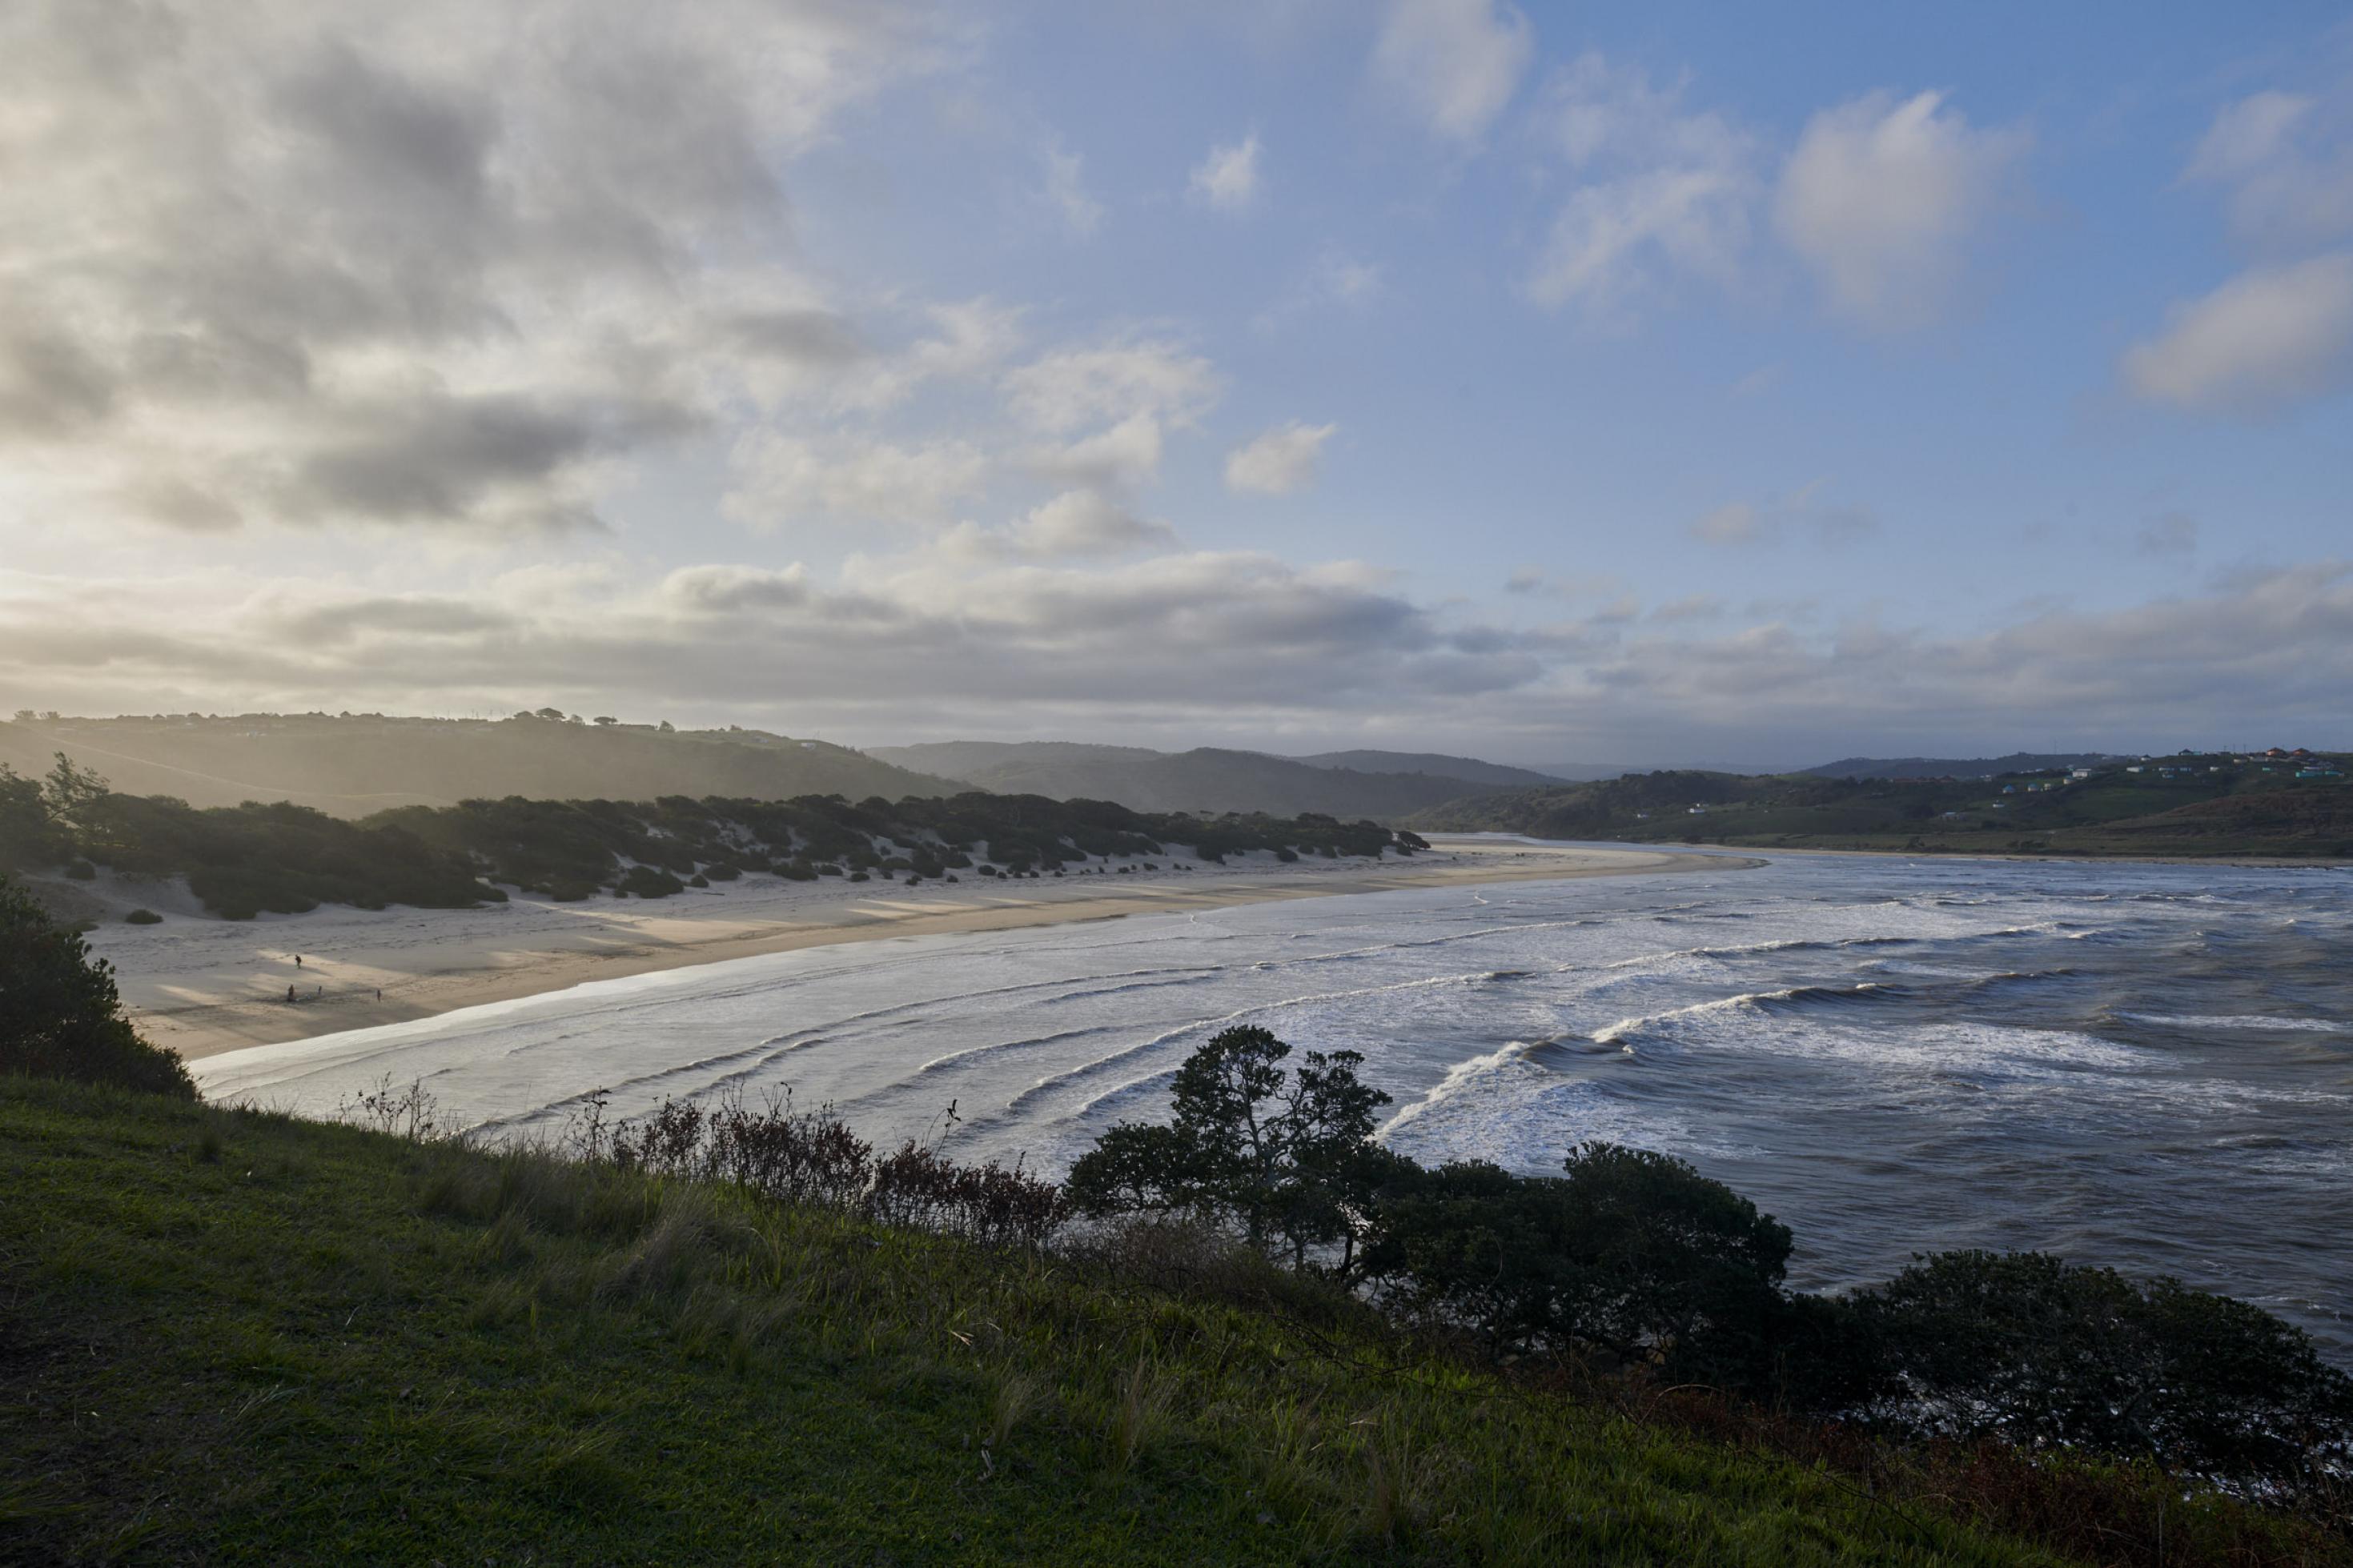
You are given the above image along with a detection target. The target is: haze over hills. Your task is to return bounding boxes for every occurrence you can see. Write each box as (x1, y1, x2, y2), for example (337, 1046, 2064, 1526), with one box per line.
(1287, 750, 1569, 788)
(867, 741, 1560, 819)
(1805, 752, 2124, 780)
(0, 714, 962, 816)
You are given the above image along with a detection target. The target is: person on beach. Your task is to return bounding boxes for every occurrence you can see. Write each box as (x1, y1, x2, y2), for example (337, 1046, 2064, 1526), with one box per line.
(295, 954, 302, 967)
(286, 984, 296, 1003)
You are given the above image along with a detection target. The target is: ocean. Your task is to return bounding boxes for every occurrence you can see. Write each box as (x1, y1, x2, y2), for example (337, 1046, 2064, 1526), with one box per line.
(193, 848, 2352, 1357)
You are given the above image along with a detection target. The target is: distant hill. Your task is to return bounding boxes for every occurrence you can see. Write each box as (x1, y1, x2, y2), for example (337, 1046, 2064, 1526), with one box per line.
(1406, 753, 2352, 859)
(0, 715, 962, 816)
(1805, 752, 2121, 780)
(1288, 750, 1567, 788)
(868, 741, 1520, 820)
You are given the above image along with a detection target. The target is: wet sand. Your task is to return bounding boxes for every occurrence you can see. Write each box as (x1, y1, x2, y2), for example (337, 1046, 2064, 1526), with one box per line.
(82, 840, 1747, 1061)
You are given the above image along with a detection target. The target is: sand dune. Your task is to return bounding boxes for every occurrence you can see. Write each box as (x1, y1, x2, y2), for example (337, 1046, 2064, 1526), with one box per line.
(86, 840, 1745, 1061)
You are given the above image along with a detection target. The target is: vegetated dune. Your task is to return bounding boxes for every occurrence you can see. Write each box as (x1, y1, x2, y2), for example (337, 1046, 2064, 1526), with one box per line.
(869, 742, 1534, 820)
(1406, 759, 2353, 858)
(0, 715, 962, 817)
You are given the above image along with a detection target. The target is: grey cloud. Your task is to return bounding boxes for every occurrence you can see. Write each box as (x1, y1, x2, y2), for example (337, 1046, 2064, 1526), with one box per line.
(0, 0, 942, 534)
(282, 391, 701, 528)
(2137, 513, 2198, 557)
(9, 559, 2353, 759)
(725, 310, 871, 366)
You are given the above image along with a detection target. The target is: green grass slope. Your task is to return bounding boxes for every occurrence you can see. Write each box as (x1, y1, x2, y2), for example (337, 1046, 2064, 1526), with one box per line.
(0, 1077, 2082, 1567)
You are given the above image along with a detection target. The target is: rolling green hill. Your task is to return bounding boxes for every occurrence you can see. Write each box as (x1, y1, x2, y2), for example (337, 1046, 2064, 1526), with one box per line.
(0, 714, 962, 817)
(1407, 752, 2353, 859)
(0, 1077, 2155, 1566)
(869, 742, 1528, 820)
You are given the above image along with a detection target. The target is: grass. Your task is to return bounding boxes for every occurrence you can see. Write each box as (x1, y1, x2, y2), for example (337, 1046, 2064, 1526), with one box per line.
(0, 1076, 2311, 1566)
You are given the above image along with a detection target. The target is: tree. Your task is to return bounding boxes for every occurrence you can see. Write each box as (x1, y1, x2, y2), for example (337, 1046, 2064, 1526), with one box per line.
(1856, 1251, 2353, 1488)
(1359, 1144, 1795, 1386)
(0, 877, 196, 1098)
(1064, 1025, 1393, 1269)
(592, 716, 618, 727)
(0, 766, 65, 871)
(40, 752, 109, 831)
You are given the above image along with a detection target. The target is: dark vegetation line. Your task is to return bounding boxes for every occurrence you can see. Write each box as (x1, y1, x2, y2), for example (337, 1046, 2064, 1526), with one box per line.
(3, 878, 2348, 1564)
(1408, 752, 2353, 858)
(1, 754, 1427, 920)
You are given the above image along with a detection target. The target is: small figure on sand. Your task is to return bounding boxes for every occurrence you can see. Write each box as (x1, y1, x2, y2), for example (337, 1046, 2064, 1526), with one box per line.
(294, 954, 302, 968)
(286, 984, 296, 1003)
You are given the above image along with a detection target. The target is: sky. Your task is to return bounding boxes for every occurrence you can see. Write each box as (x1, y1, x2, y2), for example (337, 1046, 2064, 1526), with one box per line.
(1, 0, 2349, 769)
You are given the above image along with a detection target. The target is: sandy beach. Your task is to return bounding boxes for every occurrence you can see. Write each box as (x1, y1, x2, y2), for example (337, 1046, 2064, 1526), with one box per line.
(77, 840, 1746, 1061)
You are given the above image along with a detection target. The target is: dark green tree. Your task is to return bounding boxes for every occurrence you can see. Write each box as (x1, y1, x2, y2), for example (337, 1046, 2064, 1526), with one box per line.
(0, 876, 195, 1098)
(1063, 1025, 1393, 1269)
(0, 765, 66, 871)
(1359, 1143, 1795, 1386)
(1856, 1250, 2353, 1488)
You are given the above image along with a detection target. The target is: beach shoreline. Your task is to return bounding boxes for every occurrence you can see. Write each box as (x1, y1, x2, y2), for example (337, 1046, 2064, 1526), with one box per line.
(87, 840, 1749, 1062)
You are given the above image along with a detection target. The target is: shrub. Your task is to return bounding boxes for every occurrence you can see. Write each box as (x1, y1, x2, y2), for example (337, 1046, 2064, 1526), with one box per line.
(1854, 1250, 2353, 1489)
(0, 877, 195, 1099)
(123, 908, 163, 924)
(1360, 1145, 1795, 1389)
(1065, 1025, 1393, 1272)
(615, 865, 685, 899)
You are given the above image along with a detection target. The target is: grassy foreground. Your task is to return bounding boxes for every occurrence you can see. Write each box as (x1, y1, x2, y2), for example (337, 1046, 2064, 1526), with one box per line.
(0, 1078, 2095, 1566)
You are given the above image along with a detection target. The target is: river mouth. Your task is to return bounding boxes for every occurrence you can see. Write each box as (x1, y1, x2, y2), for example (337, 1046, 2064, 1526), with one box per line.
(195, 852, 2353, 1361)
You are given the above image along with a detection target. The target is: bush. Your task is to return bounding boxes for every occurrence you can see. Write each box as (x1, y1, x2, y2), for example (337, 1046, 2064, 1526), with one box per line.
(1065, 1025, 1394, 1272)
(0, 877, 195, 1099)
(1855, 1250, 2353, 1488)
(123, 908, 163, 924)
(615, 865, 685, 899)
(1360, 1145, 1795, 1390)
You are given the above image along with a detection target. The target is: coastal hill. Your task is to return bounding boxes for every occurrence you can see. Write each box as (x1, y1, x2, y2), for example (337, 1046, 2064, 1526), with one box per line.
(1805, 752, 2122, 780)
(0, 713, 962, 816)
(1407, 749, 2353, 857)
(868, 741, 1561, 818)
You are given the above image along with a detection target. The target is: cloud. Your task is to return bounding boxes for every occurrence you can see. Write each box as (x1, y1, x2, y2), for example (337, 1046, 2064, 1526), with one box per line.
(1371, 0, 1532, 144)
(1524, 55, 1757, 320)
(941, 491, 1177, 561)
(1189, 135, 1263, 211)
(1044, 146, 1106, 236)
(15, 557, 2353, 762)
(1689, 502, 1761, 545)
(1002, 338, 1222, 433)
(2185, 88, 2353, 252)
(0, 0, 950, 535)
(1254, 251, 1387, 331)
(1025, 412, 1166, 490)
(722, 431, 991, 529)
(1224, 421, 1338, 495)
(2137, 513, 2199, 557)
(1688, 484, 1877, 547)
(1775, 90, 2029, 329)
(2122, 254, 2353, 415)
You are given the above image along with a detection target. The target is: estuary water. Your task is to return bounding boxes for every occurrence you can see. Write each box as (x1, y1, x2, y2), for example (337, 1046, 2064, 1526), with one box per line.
(194, 848, 2353, 1356)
